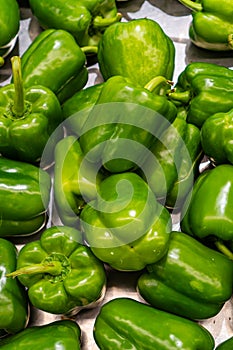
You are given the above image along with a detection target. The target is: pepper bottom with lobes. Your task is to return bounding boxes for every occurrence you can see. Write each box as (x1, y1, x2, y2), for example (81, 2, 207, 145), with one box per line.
(93, 297, 215, 349)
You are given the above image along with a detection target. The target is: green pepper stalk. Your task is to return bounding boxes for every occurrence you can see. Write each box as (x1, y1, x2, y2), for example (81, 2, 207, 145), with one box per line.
(6, 260, 64, 278)
(11, 56, 26, 118)
(0, 57, 4, 67)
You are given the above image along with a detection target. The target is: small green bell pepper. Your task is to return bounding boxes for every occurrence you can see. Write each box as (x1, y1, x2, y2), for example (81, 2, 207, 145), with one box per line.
(20, 29, 88, 103)
(76, 75, 177, 173)
(7, 226, 106, 315)
(181, 164, 233, 259)
(141, 107, 203, 210)
(28, 0, 121, 47)
(178, 0, 233, 51)
(0, 320, 81, 349)
(0, 56, 63, 164)
(0, 157, 51, 237)
(93, 297, 215, 349)
(201, 108, 233, 165)
(215, 337, 233, 350)
(137, 231, 233, 320)
(169, 62, 233, 128)
(0, 0, 20, 59)
(0, 238, 29, 335)
(81, 172, 172, 271)
(54, 135, 104, 228)
(97, 18, 175, 87)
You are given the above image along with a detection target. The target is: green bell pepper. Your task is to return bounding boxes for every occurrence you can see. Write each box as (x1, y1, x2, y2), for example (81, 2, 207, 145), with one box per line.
(0, 56, 63, 164)
(169, 62, 233, 128)
(93, 297, 215, 349)
(201, 108, 233, 165)
(0, 157, 51, 237)
(20, 29, 88, 103)
(76, 75, 177, 173)
(81, 172, 172, 271)
(0, 0, 20, 59)
(54, 135, 104, 228)
(181, 164, 233, 259)
(7, 226, 106, 315)
(97, 18, 175, 87)
(0, 238, 29, 335)
(0, 320, 81, 349)
(141, 107, 203, 210)
(215, 337, 233, 350)
(137, 231, 233, 320)
(178, 0, 233, 51)
(28, 0, 121, 47)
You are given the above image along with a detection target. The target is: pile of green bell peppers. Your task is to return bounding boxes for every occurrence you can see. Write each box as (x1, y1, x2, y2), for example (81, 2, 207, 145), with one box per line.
(1, 2, 233, 348)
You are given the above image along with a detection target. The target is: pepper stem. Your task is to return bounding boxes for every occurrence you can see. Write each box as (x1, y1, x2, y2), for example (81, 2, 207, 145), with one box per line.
(81, 46, 98, 55)
(93, 13, 122, 28)
(228, 34, 233, 49)
(11, 56, 25, 117)
(215, 240, 233, 261)
(0, 57, 4, 67)
(168, 89, 191, 104)
(6, 261, 63, 278)
(178, 0, 202, 11)
(144, 76, 173, 95)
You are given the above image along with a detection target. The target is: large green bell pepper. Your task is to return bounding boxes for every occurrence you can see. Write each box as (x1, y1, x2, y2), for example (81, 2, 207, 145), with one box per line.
(137, 231, 233, 320)
(28, 0, 121, 47)
(0, 56, 63, 164)
(141, 107, 203, 210)
(0, 0, 20, 59)
(93, 297, 215, 349)
(7, 226, 106, 315)
(0, 238, 29, 335)
(76, 75, 177, 173)
(215, 337, 233, 350)
(201, 108, 233, 165)
(169, 62, 233, 128)
(181, 164, 233, 259)
(81, 172, 172, 271)
(20, 29, 88, 103)
(54, 135, 104, 228)
(0, 157, 51, 237)
(178, 0, 233, 51)
(97, 18, 175, 87)
(0, 320, 81, 349)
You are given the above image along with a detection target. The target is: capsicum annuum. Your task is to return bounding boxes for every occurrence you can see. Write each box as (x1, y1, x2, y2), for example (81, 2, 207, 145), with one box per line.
(81, 172, 172, 271)
(0, 157, 51, 237)
(178, 0, 233, 51)
(93, 298, 215, 349)
(7, 226, 107, 315)
(0, 56, 63, 164)
(28, 0, 122, 47)
(137, 231, 233, 320)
